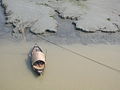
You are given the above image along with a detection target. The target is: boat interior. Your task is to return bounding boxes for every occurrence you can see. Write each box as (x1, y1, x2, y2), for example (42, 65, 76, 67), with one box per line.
(33, 60, 45, 70)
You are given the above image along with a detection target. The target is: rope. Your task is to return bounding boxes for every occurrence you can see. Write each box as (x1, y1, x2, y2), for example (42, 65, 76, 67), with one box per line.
(37, 35, 120, 73)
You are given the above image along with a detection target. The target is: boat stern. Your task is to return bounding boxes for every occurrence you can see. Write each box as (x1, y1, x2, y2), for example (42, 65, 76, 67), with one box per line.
(37, 70, 43, 75)
(33, 67, 44, 75)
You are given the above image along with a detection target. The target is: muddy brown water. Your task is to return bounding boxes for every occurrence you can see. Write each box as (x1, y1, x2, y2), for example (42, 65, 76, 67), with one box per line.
(0, 2, 120, 89)
(0, 39, 120, 90)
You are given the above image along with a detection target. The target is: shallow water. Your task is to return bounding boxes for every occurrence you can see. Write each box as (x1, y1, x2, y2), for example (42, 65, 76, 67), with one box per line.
(0, 39, 120, 90)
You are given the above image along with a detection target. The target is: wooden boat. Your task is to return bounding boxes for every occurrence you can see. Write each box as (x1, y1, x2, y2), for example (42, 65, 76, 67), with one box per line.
(31, 44, 46, 75)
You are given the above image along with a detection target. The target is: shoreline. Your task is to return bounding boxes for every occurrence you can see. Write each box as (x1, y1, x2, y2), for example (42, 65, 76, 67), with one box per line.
(0, 0, 120, 45)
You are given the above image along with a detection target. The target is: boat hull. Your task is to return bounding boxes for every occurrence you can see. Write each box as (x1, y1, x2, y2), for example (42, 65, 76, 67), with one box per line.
(31, 44, 46, 75)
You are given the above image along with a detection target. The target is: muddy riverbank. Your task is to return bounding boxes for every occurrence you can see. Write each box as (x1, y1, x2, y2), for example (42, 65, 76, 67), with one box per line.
(0, 0, 120, 44)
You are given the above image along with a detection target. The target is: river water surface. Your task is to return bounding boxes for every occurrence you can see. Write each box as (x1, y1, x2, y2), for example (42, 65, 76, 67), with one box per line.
(0, 2, 120, 90)
(0, 40, 120, 90)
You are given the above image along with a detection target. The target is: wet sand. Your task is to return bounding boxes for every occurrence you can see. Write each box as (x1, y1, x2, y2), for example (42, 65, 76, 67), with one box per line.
(0, 39, 120, 90)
